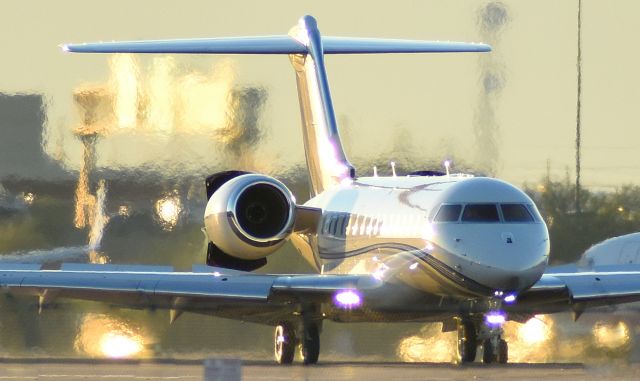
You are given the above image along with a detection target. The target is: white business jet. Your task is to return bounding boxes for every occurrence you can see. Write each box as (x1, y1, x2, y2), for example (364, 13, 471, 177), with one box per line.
(1, 15, 639, 365)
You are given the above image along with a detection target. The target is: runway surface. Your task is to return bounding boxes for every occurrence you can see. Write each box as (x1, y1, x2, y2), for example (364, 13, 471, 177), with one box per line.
(0, 359, 639, 381)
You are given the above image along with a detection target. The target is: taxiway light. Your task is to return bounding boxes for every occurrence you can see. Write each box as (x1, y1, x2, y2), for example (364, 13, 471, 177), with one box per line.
(334, 290, 362, 308)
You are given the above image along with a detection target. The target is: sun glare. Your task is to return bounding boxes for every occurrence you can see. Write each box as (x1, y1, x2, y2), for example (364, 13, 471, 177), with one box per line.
(74, 313, 149, 359)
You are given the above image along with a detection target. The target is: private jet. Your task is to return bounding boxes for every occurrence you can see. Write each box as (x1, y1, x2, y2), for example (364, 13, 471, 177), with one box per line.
(2, 15, 640, 365)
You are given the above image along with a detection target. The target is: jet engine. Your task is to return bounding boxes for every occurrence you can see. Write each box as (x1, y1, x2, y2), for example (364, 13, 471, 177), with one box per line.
(204, 173, 296, 265)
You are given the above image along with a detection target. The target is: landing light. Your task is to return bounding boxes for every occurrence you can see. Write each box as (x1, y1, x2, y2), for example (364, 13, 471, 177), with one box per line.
(334, 289, 362, 309)
(485, 311, 506, 327)
(504, 294, 517, 304)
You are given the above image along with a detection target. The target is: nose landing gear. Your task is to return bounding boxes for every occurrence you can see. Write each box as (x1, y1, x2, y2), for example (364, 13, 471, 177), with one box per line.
(479, 313, 508, 364)
(482, 336, 508, 364)
(455, 314, 509, 364)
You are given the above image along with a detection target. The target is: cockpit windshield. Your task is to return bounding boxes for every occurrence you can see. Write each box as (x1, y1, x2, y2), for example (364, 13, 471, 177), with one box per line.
(434, 204, 462, 222)
(500, 204, 534, 222)
(432, 203, 537, 223)
(461, 204, 499, 222)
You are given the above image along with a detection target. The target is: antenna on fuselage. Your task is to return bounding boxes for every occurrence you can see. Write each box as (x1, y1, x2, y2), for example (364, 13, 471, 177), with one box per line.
(373, 166, 378, 177)
(444, 160, 451, 179)
(390, 162, 396, 177)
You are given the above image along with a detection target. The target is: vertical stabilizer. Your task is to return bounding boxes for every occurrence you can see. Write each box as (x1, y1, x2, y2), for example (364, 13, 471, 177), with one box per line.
(288, 16, 355, 196)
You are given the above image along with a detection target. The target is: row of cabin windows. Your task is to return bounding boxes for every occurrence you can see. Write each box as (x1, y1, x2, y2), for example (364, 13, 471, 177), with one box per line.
(434, 203, 535, 223)
(321, 213, 423, 237)
(323, 212, 351, 236)
(320, 203, 535, 237)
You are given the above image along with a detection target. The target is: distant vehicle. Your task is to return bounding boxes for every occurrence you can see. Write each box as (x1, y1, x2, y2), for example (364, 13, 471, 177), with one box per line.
(2, 15, 640, 365)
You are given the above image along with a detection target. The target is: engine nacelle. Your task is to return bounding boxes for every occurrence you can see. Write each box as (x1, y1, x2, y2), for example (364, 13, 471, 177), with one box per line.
(204, 173, 296, 260)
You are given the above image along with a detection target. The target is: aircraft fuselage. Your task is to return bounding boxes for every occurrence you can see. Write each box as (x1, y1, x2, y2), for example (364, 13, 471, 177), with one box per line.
(295, 175, 550, 299)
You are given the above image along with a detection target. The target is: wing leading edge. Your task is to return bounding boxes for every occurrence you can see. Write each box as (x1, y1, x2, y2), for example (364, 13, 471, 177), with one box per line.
(0, 263, 381, 324)
(512, 264, 640, 316)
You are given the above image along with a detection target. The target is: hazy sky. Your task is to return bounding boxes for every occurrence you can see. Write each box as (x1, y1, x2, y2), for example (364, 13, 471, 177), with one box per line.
(1, 0, 640, 189)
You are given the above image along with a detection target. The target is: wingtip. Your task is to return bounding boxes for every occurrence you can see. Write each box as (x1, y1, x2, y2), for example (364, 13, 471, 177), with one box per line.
(60, 44, 71, 53)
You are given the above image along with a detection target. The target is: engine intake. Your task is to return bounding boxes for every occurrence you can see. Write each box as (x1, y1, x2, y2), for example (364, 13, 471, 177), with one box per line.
(235, 183, 291, 239)
(204, 174, 296, 261)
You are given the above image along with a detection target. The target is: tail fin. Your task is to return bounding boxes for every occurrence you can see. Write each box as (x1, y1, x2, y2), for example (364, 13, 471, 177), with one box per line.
(63, 15, 490, 196)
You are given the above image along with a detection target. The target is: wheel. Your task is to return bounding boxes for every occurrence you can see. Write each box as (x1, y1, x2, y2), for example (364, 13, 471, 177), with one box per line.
(274, 322, 296, 365)
(497, 339, 508, 364)
(456, 320, 477, 363)
(299, 323, 320, 365)
(482, 338, 497, 364)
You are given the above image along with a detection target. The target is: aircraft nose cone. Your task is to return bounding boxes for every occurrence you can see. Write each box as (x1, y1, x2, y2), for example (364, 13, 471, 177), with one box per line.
(468, 231, 549, 291)
(434, 223, 549, 293)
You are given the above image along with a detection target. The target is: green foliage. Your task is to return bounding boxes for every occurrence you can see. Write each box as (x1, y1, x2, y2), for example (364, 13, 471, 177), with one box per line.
(525, 177, 640, 264)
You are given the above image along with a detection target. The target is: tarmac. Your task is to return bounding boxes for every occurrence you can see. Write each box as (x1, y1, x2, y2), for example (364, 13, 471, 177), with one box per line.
(0, 359, 638, 381)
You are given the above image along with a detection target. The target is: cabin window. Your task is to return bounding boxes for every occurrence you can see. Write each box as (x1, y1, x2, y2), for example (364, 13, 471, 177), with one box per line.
(501, 204, 534, 222)
(338, 214, 348, 236)
(434, 204, 462, 222)
(461, 204, 500, 222)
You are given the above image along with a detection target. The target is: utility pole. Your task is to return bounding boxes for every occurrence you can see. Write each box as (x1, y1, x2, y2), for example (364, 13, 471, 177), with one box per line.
(575, 0, 583, 214)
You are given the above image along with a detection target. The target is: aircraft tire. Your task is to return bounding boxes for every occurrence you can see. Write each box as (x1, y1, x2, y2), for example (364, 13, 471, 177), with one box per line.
(274, 322, 296, 365)
(497, 338, 508, 364)
(300, 323, 320, 365)
(456, 320, 477, 363)
(482, 338, 497, 364)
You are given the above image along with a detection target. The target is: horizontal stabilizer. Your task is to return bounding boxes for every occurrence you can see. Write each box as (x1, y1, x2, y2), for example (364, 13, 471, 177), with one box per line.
(62, 36, 490, 55)
(323, 37, 491, 54)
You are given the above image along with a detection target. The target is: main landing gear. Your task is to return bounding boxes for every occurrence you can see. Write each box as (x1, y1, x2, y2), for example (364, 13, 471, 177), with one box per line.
(456, 317, 508, 364)
(274, 322, 296, 364)
(274, 321, 321, 365)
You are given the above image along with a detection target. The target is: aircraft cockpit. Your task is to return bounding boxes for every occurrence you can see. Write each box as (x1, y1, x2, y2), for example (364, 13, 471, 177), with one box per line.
(432, 203, 538, 223)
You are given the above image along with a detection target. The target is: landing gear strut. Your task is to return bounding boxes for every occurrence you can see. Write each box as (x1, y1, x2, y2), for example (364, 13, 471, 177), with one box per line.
(456, 319, 477, 363)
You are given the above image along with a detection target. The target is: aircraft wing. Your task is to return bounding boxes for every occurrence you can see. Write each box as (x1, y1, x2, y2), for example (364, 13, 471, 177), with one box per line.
(510, 264, 640, 317)
(0, 263, 381, 325)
